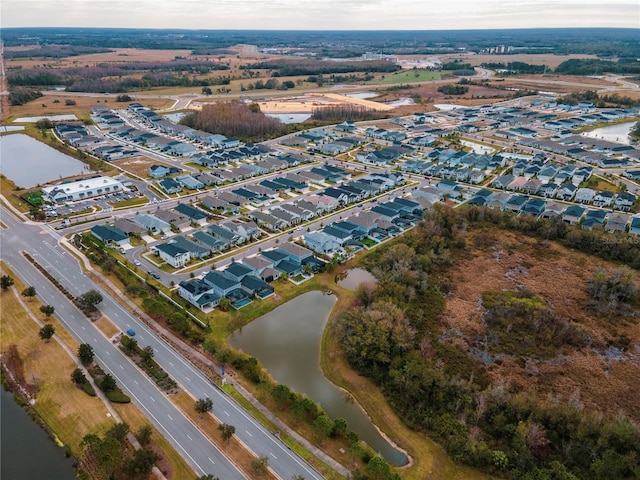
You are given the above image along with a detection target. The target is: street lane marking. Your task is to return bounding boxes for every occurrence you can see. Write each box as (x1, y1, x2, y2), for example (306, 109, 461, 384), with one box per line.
(208, 458, 215, 465)
(245, 430, 253, 437)
(149, 396, 155, 402)
(167, 414, 173, 420)
(270, 452, 277, 459)
(119, 365, 124, 370)
(187, 434, 192, 441)
(223, 410, 230, 416)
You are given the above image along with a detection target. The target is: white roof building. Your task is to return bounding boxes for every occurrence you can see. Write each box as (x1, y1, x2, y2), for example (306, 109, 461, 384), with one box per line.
(42, 176, 124, 203)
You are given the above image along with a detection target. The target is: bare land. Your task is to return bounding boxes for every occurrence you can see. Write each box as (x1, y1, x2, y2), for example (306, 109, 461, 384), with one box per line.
(443, 228, 640, 422)
(112, 156, 169, 179)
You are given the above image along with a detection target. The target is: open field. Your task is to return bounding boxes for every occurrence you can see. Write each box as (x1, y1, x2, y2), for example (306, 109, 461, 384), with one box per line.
(438, 53, 600, 69)
(112, 155, 168, 179)
(375, 70, 446, 83)
(3, 93, 173, 123)
(443, 228, 640, 422)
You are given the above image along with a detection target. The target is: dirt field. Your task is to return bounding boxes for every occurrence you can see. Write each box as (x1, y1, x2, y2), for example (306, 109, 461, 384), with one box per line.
(443, 228, 640, 421)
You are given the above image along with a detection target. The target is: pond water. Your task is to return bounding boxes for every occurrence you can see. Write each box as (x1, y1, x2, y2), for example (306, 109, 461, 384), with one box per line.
(266, 113, 312, 124)
(0, 134, 92, 188)
(385, 97, 415, 107)
(13, 114, 78, 123)
(345, 92, 378, 99)
(163, 112, 187, 123)
(0, 126, 25, 133)
(0, 387, 76, 480)
(581, 121, 635, 144)
(228, 290, 408, 465)
(336, 268, 378, 291)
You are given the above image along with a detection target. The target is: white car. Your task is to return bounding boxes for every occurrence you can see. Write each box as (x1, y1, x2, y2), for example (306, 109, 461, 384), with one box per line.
(134, 260, 141, 266)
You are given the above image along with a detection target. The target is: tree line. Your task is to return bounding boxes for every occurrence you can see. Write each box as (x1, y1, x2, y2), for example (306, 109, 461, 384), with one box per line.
(241, 59, 401, 76)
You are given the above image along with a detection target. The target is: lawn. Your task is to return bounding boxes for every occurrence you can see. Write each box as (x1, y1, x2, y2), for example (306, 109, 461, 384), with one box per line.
(0, 266, 114, 454)
(112, 196, 149, 209)
(374, 70, 446, 84)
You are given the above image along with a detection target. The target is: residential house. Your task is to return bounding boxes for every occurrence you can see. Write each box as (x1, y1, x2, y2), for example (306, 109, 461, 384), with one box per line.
(155, 243, 190, 268)
(303, 231, 343, 256)
(593, 191, 615, 208)
(203, 270, 240, 297)
(575, 188, 596, 204)
(114, 218, 143, 236)
(605, 212, 630, 233)
(174, 203, 209, 225)
(562, 205, 586, 225)
(614, 192, 636, 211)
(170, 235, 210, 259)
(90, 225, 130, 247)
(159, 178, 182, 194)
(556, 183, 577, 201)
(178, 279, 220, 311)
(541, 201, 565, 220)
(134, 213, 171, 234)
(154, 209, 190, 230)
(176, 175, 204, 190)
(629, 216, 640, 236)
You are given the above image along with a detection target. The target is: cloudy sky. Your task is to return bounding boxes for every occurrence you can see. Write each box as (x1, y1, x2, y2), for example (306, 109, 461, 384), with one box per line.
(2, 0, 638, 30)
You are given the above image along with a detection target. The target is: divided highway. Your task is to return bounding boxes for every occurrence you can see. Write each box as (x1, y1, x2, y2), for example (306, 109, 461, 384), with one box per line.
(0, 205, 324, 480)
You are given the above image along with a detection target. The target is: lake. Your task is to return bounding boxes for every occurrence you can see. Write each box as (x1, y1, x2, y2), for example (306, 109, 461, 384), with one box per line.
(0, 387, 76, 480)
(581, 121, 636, 144)
(0, 134, 92, 188)
(13, 114, 78, 123)
(266, 113, 312, 124)
(229, 290, 408, 465)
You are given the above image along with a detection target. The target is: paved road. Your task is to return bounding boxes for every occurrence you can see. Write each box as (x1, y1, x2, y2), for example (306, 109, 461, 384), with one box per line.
(0, 205, 325, 480)
(0, 207, 244, 479)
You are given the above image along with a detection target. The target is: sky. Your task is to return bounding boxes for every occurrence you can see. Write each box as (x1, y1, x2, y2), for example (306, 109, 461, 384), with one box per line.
(2, 0, 639, 30)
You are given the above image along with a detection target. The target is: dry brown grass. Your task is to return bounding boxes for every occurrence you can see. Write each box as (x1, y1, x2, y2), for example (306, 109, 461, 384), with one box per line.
(3, 94, 172, 123)
(0, 265, 114, 454)
(112, 156, 171, 179)
(444, 228, 640, 421)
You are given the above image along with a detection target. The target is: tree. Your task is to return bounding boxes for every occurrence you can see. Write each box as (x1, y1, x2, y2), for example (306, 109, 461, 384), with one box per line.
(22, 286, 36, 300)
(78, 289, 103, 311)
(201, 86, 212, 95)
(195, 397, 213, 414)
(251, 455, 269, 476)
(40, 305, 55, 317)
(124, 447, 159, 476)
(137, 424, 153, 446)
(312, 414, 334, 444)
(100, 373, 117, 392)
(218, 423, 236, 443)
(78, 343, 95, 364)
(39, 323, 55, 341)
(1, 274, 14, 290)
(71, 368, 87, 384)
(141, 345, 154, 363)
(332, 418, 348, 438)
(271, 384, 296, 410)
(106, 422, 130, 443)
(196, 475, 220, 480)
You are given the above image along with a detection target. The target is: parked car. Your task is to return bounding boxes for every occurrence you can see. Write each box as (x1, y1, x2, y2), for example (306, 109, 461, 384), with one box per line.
(134, 260, 141, 266)
(126, 329, 136, 336)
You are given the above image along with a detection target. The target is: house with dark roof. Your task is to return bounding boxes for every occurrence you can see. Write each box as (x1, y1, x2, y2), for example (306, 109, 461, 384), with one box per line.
(615, 192, 636, 211)
(562, 205, 586, 225)
(192, 231, 227, 252)
(605, 212, 630, 233)
(159, 177, 182, 194)
(629, 216, 640, 236)
(203, 270, 241, 297)
(155, 243, 190, 268)
(91, 225, 130, 247)
(174, 203, 209, 225)
(178, 279, 220, 311)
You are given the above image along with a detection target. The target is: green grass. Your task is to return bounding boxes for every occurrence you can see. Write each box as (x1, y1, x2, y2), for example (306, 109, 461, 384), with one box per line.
(374, 70, 445, 84)
(112, 196, 149, 208)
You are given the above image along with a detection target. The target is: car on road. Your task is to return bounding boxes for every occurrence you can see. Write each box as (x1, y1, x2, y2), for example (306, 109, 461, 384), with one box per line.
(134, 260, 141, 266)
(126, 329, 136, 336)
(148, 271, 161, 279)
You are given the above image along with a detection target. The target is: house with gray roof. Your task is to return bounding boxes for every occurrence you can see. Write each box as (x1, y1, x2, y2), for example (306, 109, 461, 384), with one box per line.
(159, 178, 182, 194)
(203, 270, 240, 297)
(176, 175, 204, 190)
(191, 231, 227, 252)
(170, 235, 211, 259)
(134, 213, 171, 234)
